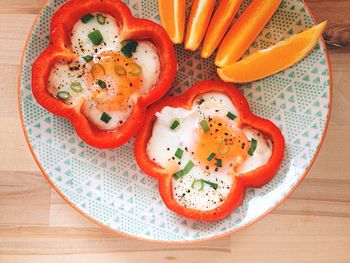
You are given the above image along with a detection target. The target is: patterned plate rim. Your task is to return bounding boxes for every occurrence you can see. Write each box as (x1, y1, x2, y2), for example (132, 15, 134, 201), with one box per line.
(17, 0, 333, 243)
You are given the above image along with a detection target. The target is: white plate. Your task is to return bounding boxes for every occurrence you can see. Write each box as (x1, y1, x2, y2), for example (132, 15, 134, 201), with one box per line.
(19, 0, 331, 242)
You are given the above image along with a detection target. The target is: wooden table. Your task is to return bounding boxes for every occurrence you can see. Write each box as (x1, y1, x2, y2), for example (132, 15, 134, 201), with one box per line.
(1, 1, 349, 262)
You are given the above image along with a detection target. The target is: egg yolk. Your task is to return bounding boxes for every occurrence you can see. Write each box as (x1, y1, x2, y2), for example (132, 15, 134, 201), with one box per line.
(194, 116, 249, 171)
(87, 50, 142, 111)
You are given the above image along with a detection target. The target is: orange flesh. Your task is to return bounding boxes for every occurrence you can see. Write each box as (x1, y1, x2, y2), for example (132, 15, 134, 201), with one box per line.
(87, 51, 142, 111)
(184, 0, 216, 51)
(201, 0, 243, 59)
(217, 21, 328, 83)
(158, 0, 186, 44)
(194, 116, 249, 170)
(215, 0, 282, 67)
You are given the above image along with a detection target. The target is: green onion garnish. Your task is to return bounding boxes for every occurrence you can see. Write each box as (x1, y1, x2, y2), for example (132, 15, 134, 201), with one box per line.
(114, 65, 127, 76)
(216, 158, 222, 167)
(97, 79, 107, 89)
(81, 14, 94, 24)
(88, 30, 103, 45)
(170, 120, 180, 130)
(201, 179, 218, 190)
(128, 62, 142, 76)
(120, 40, 130, 46)
(96, 14, 106, 25)
(248, 138, 257, 156)
(200, 119, 209, 132)
(173, 160, 194, 180)
(83, 55, 93, 62)
(120, 40, 138, 58)
(57, 91, 70, 100)
(207, 152, 216, 161)
(175, 148, 184, 159)
(191, 179, 204, 191)
(70, 81, 83, 93)
(100, 112, 111, 123)
(218, 140, 230, 155)
(227, 111, 236, 120)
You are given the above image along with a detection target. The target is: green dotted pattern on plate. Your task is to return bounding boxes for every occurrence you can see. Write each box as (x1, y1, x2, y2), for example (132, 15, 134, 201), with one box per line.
(19, 0, 330, 242)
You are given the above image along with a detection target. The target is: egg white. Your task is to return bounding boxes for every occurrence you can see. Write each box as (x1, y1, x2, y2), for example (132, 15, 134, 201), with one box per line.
(147, 92, 273, 211)
(48, 13, 160, 130)
(71, 14, 121, 62)
(236, 127, 272, 174)
(47, 61, 89, 106)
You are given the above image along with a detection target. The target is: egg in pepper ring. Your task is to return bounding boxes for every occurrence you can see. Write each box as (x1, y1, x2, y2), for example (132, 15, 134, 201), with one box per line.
(32, 0, 176, 149)
(135, 80, 285, 221)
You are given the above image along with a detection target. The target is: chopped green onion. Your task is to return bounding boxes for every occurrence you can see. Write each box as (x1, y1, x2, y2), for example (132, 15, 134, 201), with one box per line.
(96, 14, 106, 25)
(120, 40, 138, 58)
(114, 65, 127, 76)
(200, 119, 209, 132)
(70, 81, 83, 93)
(57, 91, 70, 100)
(173, 160, 194, 180)
(100, 112, 111, 123)
(88, 30, 103, 45)
(170, 120, 180, 130)
(97, 79, 107, 89)
(175, 148, 184, 159)
(81, 14, 94, 24)
(128, 62, 142, 76)
(201, 179, 218, 190)
(227, 111, 236, 120)
(248, 138, 257, 156)
(218, 140, 230, 155)
(191, 179, 204, 191)
(83, 55, 93, 62)
(216, 158, 222, 167)
(207, 152, 216, 161)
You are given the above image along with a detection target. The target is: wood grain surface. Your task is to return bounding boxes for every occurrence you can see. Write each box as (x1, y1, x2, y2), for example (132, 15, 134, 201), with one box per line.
(0, 0, 350, 262)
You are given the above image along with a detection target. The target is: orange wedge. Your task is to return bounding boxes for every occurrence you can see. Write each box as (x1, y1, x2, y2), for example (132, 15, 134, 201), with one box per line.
(217, 21, 328, 83)
(201, 0, 243, 59)
(184, 0, 216, 51)
(158, 0, 186, 44)
(215, 0, 282, 67)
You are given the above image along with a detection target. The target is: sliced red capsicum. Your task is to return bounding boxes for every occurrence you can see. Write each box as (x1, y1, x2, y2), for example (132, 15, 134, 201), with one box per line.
(134, 80, 285, 221)
(32, 0, 176, 149)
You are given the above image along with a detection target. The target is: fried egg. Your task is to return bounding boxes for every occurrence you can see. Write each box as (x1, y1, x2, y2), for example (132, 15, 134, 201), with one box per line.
(47, 13, 160, 130)
(147, 93, 272, 211)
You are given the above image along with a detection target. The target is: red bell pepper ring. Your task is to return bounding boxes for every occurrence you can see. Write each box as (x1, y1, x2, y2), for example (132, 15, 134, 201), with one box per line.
(32, 0, 176, 149)
(134, 80, 285, 221)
